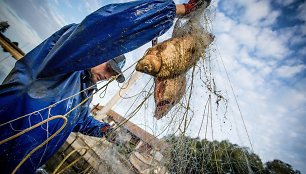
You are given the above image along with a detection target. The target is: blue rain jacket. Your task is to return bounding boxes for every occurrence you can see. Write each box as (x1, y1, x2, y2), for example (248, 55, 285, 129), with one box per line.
(0, 0, 175, 173)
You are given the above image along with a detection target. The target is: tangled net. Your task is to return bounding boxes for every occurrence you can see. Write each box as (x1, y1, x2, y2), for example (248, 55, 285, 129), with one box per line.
(0, 5, 258, 174)
(84, 6, 256, 174)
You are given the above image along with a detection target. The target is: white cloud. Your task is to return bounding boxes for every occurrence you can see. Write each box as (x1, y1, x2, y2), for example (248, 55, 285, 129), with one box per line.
(239, 49, 265, 69)
(282, 88, 306, 111)
(46, 2, 67, 27)
(243, 1, 270, 24)
(278, 25, 304, 47)
(219, 1, 240, 19)
(214, 12, 236, 33)
(261, 10, 281, 26)
(259, 65, 273, 77)
(220, 0, 280, 27)
(297, 1, 306, 21)
(217, 34, 239, 56)
(212, 1, 306, 172)
(275, 0, 295, 6)
(232, 24, 259, 49)
(215, 7, 287, 65)
(255, 28, 289, 59)
(276, 64, 306, 78)
(298, 46, 306, 56)
(234, 66, 264, 90)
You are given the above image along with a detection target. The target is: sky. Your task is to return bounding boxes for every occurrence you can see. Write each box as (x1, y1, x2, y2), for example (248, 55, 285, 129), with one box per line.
(0, 0, 305, 173)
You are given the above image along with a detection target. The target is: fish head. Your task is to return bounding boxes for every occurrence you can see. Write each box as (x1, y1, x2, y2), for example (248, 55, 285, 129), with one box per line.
(136, 53, 161, 76)
(154, 75, 186, 119)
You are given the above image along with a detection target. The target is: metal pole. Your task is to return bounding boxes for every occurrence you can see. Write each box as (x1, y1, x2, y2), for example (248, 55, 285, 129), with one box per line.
(0, 33, 24, 60)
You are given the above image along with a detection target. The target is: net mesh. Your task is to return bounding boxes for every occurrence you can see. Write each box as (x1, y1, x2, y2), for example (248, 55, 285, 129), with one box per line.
(0, 6, 259, 174)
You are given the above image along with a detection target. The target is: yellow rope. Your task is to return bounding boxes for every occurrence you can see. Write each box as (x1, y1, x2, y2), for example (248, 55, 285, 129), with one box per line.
(0, 115, 64, 145)
(0, 81, 101, 128)
(53, 147, 89, 174)
(11, 115, 67, 174)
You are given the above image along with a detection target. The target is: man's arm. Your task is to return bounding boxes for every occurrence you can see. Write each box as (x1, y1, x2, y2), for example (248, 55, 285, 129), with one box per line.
(72, 114, 111, 138)
(37, 0, 176, 78)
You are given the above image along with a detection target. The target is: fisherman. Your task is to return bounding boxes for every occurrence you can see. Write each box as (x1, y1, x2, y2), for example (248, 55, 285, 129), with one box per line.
(0, 0, 211, 173)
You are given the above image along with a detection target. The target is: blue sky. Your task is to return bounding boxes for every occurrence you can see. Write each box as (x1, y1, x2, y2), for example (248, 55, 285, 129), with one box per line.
(0, 0, 305, 173)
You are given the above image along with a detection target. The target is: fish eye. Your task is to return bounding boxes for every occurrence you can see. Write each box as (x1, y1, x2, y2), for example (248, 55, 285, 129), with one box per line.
(144, 65, 149, 72)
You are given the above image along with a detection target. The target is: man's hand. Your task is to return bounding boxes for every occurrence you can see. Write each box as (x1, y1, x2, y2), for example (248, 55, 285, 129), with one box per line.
(101, 125, 118, 143)
(183, 0, 211, 15)
(101, 125, 111, 133)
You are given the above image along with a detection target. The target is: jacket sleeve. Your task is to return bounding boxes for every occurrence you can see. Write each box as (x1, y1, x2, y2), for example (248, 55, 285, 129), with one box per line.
(37, 0, 176, 78)
(72, 113, 110, 137)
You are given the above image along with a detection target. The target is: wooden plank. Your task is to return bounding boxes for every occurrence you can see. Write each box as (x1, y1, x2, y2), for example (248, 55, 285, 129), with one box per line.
(106, 110, 169, 152)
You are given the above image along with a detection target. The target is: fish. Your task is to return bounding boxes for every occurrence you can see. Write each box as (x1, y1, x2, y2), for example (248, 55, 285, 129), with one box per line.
(135, 31, 214, 78)
(145, 11, 213, 119)
(154, 74, 186, 119)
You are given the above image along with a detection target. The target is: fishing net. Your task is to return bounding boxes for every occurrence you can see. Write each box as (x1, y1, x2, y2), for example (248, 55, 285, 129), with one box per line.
(0, 4, 259, 174)
(78, 5, 257, 174)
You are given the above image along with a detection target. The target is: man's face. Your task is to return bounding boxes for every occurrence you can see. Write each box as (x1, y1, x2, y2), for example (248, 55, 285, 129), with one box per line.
(90, 62, 118, 83)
